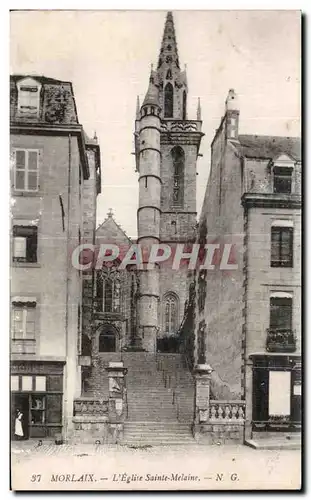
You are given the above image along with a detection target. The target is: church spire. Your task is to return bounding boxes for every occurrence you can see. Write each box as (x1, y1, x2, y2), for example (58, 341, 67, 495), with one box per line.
(142, 69, 160, 107)
(157, 11, 180, 70)
(136, 95, 140, 119)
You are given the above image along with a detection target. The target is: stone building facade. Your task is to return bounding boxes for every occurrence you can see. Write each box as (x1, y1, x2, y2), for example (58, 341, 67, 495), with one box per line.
(191, 89, 301, 441)
(10, 75, 101, 441)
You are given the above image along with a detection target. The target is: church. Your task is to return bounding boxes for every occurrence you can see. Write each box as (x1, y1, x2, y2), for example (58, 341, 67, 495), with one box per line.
(82, 10, 203, 365)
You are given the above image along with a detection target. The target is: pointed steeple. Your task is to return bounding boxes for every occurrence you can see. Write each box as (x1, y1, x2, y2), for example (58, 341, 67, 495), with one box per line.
(157, 11, 180, 70)
(142, 70, 160, 107)
(197, 98, 201, 120)
(136, 96, 140, 119)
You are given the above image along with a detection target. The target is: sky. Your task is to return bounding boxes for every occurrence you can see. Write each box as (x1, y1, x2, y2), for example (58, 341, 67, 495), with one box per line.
(10, 10, 301, 238)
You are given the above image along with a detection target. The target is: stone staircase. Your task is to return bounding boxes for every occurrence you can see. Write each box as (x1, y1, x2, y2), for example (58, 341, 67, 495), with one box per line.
(245, 431, 301, 450)
(121, 352, 195, 445)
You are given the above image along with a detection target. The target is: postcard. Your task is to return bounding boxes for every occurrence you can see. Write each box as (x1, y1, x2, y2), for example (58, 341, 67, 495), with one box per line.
(10, 9, 301, 491)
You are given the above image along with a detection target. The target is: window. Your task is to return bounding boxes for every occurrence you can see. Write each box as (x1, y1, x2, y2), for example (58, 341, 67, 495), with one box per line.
(171, 146, 185, 207)
(17, 84, 40, 117)
(13, 149, 39, 192)
(35, 376, 46, 392)
(13, 225, 38, 263)
(22, 376, 33, 391)
(104, 279, 113, 312)
(271, 226, 293, 267)
(11, 301, 36, 340)
(11, 376, 19, 391)
(270, 297, 292, 331)
(99, 326, 117, 352)
(164, 83, 174, 118)
(96, 273, 121, 313)
(31, 395, 46, 424)
(273, 167, 292, 194)
(182, 90, 187, 120)
(164, 293, 178, 334)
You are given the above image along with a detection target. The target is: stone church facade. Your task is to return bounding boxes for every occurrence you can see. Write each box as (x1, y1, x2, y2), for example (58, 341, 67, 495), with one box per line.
(82, 11, 204, 367)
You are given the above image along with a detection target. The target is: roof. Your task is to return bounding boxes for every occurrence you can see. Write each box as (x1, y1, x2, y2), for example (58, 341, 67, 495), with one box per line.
(96, 213, 132, 245)
(142, 75, 160, 107)
(10, 73, 79, 126)
(10, 74, 72, 85)
(83, 130, 98, 146)
(237, 134, 301, 162)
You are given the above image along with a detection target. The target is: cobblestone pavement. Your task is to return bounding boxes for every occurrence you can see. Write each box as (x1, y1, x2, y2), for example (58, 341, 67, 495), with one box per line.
(11, 440, 301, 491)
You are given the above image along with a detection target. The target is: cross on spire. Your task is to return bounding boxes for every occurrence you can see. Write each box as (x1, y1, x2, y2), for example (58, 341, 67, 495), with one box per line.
(107, 208, 114, 218)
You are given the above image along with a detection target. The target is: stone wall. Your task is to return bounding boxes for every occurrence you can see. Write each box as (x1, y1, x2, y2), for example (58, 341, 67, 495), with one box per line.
(195, 134, 244, 398)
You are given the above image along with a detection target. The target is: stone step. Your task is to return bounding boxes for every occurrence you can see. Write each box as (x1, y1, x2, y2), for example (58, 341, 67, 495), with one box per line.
(245, 438, 301, 450)
(125, 422, 190, 429)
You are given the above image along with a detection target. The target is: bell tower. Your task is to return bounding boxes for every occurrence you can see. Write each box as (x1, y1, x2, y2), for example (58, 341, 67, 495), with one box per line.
(135, 11, 204, 351)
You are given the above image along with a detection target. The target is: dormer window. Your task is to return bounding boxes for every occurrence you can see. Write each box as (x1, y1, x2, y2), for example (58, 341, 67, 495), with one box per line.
(272, 155, 295, 194)
(17, 78, 41, 118)
(273, 167, 292, 194)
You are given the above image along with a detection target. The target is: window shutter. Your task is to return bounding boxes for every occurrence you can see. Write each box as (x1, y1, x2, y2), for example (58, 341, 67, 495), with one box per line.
(13, 236, 27, 258)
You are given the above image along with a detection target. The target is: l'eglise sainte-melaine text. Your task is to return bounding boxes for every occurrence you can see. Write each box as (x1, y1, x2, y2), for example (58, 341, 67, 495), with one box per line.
(112, 473, 199, 483)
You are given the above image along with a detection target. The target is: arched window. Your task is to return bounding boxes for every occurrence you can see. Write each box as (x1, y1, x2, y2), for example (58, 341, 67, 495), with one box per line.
(164, 293, 179, 334)
(98, 325, 118, 353)
(96, 271, 121, 313)
(104, 279, 113, 312)
(171, 146, 185, 206)
(164, 83, 173, 118)
(182, 90, 187, 120)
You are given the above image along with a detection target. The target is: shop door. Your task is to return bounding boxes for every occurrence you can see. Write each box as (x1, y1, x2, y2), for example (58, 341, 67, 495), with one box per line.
(11, 393, 29, 440)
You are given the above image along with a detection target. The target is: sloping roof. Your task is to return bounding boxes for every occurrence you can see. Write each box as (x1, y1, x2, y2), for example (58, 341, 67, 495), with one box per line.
(237, 134, 301, 161)
(83, 130, 98, 146)
(96, 215, 132, 245)
(142, 75, 160, 107)
(10, 74, 71, 85)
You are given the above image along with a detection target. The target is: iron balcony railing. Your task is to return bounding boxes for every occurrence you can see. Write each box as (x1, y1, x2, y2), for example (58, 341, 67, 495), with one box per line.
(266, 328, 297, 353)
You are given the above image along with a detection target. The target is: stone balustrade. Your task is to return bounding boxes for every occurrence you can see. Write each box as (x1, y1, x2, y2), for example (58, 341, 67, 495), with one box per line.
(161, 119, 202, 133)
(209, 400, 245, 421)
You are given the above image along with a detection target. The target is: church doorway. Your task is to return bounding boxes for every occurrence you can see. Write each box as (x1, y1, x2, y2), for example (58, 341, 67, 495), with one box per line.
(98, 325, 119, 353)
(157, 335, 180, 353)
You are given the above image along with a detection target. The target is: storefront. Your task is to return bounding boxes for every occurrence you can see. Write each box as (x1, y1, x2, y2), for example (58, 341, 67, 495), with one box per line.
(11, 361, 64, 440)
(251, 354, 301, 432)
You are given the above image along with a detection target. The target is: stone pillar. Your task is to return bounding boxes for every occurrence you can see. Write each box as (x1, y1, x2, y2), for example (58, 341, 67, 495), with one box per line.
(105, 361, 128, 444)
(244, 358, 253, 441)
(192, 364, 213, 439)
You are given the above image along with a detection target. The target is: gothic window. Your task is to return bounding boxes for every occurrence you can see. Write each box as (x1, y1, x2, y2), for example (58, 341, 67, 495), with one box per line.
(167, 44, 172, 51)
(164, 83, 173, 118)
(171, 146, 185, 206)
(182, 90, 187, 120)
(166, 55, 173, 64)
(104, 279, 113, 312)
(96, 270, 121, 313)
(164, 293, 178, 334)
(166, 69, 172, 80)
